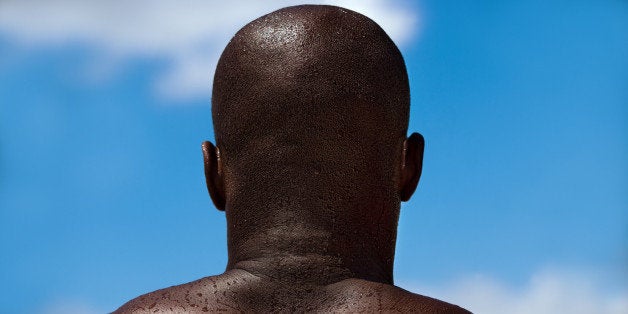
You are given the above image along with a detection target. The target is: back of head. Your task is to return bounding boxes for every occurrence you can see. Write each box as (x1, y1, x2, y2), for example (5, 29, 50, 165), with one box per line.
(212, 5, 410, 266)
(214, 5, 409, 149)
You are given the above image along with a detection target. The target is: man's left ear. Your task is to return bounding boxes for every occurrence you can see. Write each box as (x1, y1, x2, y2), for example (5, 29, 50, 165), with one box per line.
(399, 132, 424, 201)
(202, 141, 226, 211)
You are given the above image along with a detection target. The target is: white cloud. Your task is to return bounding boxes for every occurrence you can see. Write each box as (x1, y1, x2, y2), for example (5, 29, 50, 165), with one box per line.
(38, 299, 102, 314)
(0, 0, 419, 100)
(403, 269, 628, 314)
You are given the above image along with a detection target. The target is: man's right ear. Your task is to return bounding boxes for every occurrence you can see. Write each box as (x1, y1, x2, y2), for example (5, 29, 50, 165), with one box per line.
(202, 141, 226, 211)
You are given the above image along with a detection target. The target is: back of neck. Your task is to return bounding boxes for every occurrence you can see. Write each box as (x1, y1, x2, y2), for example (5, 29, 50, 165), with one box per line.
(224, 202, 397, 286)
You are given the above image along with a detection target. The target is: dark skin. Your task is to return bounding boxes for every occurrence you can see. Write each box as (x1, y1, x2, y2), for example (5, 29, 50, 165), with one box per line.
(115, 5, 470, 313)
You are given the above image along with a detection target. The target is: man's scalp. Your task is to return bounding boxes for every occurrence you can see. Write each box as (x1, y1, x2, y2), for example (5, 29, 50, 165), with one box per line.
(212, 5, 410, 161)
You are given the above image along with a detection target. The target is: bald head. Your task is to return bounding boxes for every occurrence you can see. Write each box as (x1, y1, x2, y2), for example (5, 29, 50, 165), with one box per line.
(212, 4, 411, 192)
(204, 6, 424, 272)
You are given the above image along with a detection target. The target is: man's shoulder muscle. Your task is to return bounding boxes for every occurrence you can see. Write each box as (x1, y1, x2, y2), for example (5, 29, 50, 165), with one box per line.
(113, 275, 227, 313)
(324, 278, 472, 313)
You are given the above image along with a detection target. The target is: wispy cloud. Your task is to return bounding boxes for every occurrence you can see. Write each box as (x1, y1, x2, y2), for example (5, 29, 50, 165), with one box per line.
(38, 299, 102, 314)
(0, 0, 419, 100)
(403, 269, 628, 314)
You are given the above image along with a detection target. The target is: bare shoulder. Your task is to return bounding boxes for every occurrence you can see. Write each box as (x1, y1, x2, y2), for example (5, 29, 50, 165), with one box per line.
(113, 271, 252, 313)
(324, 278, 472, 313)
(113, 274, 470, 313)
(113, 277, 214, 313)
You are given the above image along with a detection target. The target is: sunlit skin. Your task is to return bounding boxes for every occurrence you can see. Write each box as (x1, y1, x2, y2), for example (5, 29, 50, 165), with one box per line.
(115, 5, 470, 313)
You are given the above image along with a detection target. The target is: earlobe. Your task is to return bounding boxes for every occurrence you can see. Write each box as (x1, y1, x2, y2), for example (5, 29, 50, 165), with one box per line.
(202, 141, 226, 211)
(399, 132, 424, 202)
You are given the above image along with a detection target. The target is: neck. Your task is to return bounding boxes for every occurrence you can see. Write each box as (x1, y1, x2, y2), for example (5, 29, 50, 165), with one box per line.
(224, 209, 398, 286)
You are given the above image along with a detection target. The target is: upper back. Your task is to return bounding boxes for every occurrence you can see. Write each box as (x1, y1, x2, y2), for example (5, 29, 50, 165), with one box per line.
(114, 270, 470, 313)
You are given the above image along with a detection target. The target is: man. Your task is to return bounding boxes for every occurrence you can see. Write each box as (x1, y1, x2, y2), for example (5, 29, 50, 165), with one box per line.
(115, 5, 470, 313)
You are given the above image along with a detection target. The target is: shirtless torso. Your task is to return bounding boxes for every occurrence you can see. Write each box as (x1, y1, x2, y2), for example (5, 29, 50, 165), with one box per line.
(116, 270, 468, 313)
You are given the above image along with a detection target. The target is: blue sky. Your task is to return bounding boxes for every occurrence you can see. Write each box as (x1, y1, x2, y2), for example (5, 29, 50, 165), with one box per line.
(0, 1, 626, 313)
